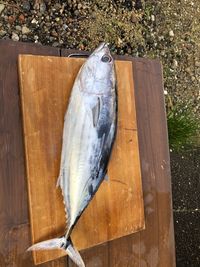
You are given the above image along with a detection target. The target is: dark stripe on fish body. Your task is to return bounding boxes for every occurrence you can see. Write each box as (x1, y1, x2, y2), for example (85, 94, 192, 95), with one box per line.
(88, 184, 93, 196)
(97, 122, 111, 139)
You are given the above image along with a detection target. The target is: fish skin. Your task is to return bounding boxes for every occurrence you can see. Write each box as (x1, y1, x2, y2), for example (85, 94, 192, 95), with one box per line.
(28, 43, 117, 267)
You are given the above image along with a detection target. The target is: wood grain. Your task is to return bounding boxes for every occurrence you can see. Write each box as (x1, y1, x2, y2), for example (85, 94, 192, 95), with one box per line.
(18, 56, 144, 265)
(0, 40, 68, 267)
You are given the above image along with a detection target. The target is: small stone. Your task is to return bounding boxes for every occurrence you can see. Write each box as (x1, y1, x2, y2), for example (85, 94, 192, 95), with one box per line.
(195, 61, 200, 67)
(0, 30, 6, 37)
(54, 3, 61, 10)
(131, 12, 138, 23)
(74, 10, 79, 16)
(8, 16, 15, 24)
(160, 51, 165, 56)
(22, 34, 28, 40)
(79, 44, 85, 50)
(78, 3, 82, 9)
(151, 15, 155, 21)
(22, 26, 31, 34)
(39, 3, 46, 13)
(173, 59, 178, 68)
(31, 18, 38, 24)
(62, 24, 68, 30)
(51, 30, 58, 37)
(117, 37, 123, 45)
(0, 4, 5, 14)
(158, 35, 164, 41)
(164, 90, 168, 95)
(55, 17, 60, 22)
(12, 32, 19, 42)
(46, 22, 51, 27)
(49, 37, 54, 42)
(169, 30, 174, 37)
(16, 25, 22, 31)
(19, 14, 25, 22)
(186, 67, 191, 73)
(22, 1, 31, 12)
(34, 0, 46, 12)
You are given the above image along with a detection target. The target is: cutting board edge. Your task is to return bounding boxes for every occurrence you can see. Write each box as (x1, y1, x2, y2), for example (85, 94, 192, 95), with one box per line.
(18, 55, 38, 263)
(18, 55, 145, 265)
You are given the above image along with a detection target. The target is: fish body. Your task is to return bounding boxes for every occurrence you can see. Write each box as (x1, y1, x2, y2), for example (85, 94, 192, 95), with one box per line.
(28, 43, 117, 267)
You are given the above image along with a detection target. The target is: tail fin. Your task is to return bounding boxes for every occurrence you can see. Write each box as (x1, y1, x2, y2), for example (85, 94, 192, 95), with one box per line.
(27, 236, 85, 267)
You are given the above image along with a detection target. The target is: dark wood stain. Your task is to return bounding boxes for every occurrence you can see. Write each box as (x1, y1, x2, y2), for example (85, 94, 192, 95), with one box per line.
(0, 40, 175, 267)
(0, 40, 67, 267)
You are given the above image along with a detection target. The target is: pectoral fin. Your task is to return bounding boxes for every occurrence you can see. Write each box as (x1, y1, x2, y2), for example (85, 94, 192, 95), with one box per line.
(92, 97, 100, 127)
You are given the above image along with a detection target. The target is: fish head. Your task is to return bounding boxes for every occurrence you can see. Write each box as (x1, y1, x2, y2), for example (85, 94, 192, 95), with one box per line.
(80, 43, 116, 94)
(90, 42, 115, 81)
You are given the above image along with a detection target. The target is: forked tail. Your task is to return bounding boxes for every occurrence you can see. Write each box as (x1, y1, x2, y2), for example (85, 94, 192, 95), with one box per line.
(27, 236, 85, 267)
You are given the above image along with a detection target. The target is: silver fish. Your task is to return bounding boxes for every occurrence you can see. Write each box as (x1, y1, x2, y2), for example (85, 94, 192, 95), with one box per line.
(28, 43, 117, 266)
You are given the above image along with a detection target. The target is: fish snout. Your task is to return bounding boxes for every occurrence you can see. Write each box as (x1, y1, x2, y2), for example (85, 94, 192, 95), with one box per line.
(93, 43, 112, 61)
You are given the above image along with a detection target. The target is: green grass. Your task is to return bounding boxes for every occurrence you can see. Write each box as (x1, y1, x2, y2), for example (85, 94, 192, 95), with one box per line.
(167, 104, 200, 151)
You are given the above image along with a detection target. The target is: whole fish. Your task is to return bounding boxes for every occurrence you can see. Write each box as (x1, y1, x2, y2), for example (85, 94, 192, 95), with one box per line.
(28, 43, 117, 266)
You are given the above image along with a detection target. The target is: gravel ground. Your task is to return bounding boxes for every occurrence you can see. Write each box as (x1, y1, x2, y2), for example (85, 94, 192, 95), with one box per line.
(0, 0, 199, 114)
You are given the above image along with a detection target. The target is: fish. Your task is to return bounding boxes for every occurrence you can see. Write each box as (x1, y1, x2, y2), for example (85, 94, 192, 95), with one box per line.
(28, 43, 117, 267)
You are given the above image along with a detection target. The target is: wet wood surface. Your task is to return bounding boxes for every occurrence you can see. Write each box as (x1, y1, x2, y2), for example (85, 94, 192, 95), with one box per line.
(0, 40, 176, 267)
(19, 55, 144, 265)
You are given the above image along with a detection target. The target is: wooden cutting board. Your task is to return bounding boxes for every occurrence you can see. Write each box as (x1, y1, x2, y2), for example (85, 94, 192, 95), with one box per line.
(18, 55, 144, 265)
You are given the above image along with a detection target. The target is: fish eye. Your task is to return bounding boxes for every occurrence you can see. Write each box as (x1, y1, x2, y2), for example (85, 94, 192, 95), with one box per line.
(101, 55, 112, 63)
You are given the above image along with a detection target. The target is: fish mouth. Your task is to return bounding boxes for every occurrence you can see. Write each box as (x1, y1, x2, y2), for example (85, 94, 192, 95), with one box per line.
(96, 42, 108, 51)
(92, 42, 111, 56)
